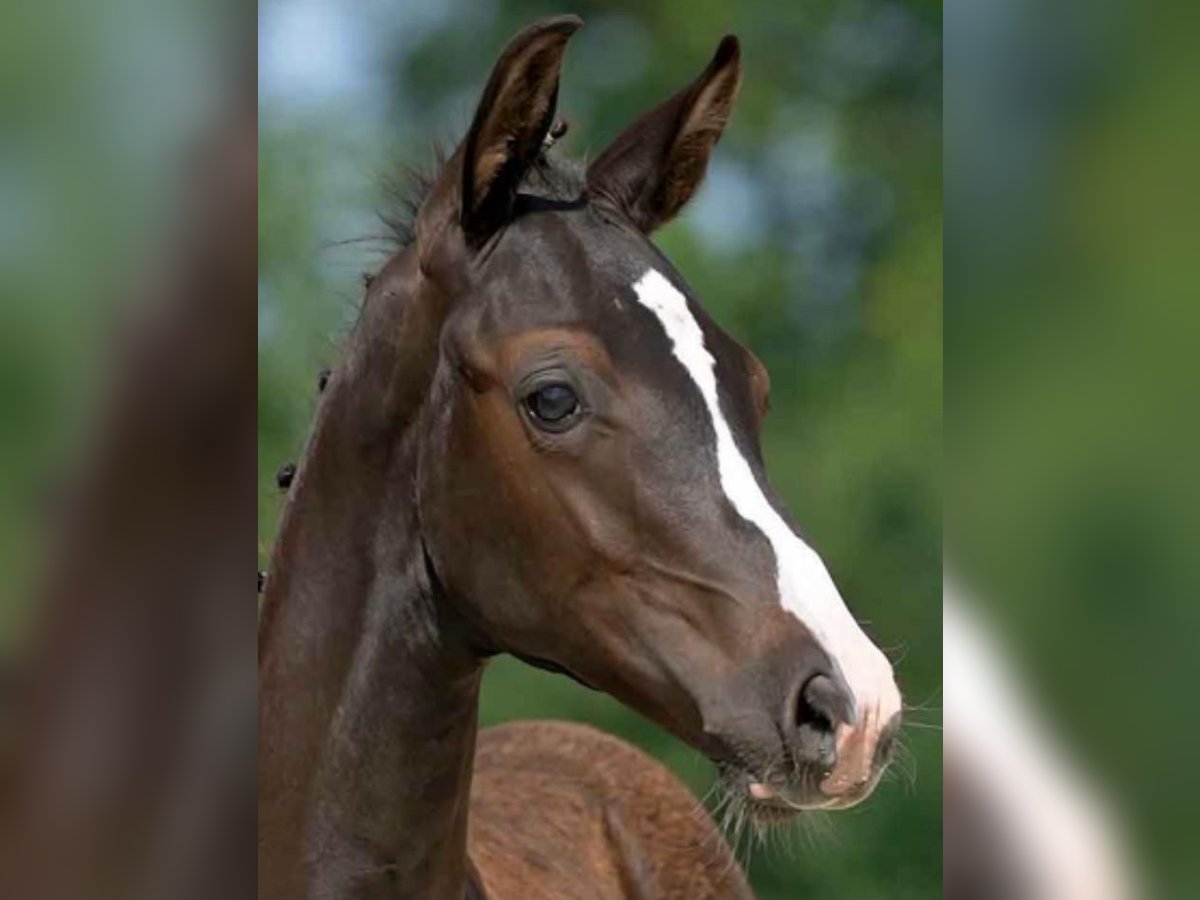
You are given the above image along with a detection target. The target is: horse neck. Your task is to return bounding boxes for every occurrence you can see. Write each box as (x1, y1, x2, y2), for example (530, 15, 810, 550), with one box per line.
(259, 258, 483, 900)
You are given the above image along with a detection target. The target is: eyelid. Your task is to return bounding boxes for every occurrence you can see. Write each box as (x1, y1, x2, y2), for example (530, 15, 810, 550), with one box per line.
(524, 366, 571, 385)
(515, 362, 581, 396)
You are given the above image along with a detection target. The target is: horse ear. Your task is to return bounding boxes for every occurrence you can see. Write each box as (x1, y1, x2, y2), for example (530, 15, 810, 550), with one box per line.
(587, 36, 741, 233)
(458, 15, 581, 243)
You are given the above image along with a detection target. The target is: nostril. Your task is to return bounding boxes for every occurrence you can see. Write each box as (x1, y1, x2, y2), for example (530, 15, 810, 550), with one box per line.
(790, 673, 854, 770)
(796, 675, 834, 735)
(798, 673, 856, 732)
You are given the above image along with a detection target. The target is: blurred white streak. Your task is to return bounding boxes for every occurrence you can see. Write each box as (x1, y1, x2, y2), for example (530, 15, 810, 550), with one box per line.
(944, 574, 1141, 900)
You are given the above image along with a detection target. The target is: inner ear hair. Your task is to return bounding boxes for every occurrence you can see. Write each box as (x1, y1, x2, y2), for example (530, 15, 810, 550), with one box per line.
(587, 35, 742, 234)
(459, 15, 582, 242)
(656, 52, 741, 219)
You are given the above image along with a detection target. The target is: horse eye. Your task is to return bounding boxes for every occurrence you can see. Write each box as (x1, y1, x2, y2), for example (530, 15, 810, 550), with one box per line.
(524, 383, 580, 429)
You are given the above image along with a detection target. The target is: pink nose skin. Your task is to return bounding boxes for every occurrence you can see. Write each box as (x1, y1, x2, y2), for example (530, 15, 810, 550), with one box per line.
(819, 709, 901, 803)
(748, 781, 777, 801)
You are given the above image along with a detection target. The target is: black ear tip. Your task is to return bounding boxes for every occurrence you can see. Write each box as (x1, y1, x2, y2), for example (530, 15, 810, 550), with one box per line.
(549, 13, 583, 33)
(498, 15, 582, 63)
(492, 15, 582, 72)
(527, 14, 583, 41)
(713, 34, 741, 66)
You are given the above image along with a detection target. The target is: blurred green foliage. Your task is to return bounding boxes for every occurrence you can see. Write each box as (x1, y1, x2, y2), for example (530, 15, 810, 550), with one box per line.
(947, 3, 1200, 895)
(259, 1, 941, 897)
(0, 0, 234, 644)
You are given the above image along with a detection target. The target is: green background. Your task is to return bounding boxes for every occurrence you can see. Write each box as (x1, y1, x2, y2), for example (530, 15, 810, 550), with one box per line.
(945, 2, 1200, 895)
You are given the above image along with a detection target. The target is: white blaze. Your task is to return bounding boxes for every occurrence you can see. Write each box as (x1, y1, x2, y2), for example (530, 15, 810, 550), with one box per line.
(631, 269, 899, 734)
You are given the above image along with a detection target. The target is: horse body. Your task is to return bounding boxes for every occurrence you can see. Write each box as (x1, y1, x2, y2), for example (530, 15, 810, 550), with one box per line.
(260, 16, 901, 899)
(470, 722, 752, 900)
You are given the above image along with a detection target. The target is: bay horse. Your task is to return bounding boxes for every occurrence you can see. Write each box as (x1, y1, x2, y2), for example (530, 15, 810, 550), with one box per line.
(259, 16, 902, 900)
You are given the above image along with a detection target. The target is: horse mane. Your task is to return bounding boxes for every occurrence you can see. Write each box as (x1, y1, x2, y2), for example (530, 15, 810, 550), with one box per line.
(380, 144, 587, 251)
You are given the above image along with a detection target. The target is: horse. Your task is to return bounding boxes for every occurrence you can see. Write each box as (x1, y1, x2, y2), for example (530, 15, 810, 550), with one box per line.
(258, 16, 902, 899)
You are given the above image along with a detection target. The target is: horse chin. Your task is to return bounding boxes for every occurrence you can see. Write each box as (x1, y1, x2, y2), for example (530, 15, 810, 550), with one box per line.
(714, 766, 825, 827)
(745, 797, 806, 826)
(744, 780, 879, 816)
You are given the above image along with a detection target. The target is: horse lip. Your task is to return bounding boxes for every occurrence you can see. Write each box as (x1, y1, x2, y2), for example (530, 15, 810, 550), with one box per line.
(726, 762, 839, 812)
(746, 796, 805, 824)
(750, 782, 839, 812)
(741, 777, 834, 817)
